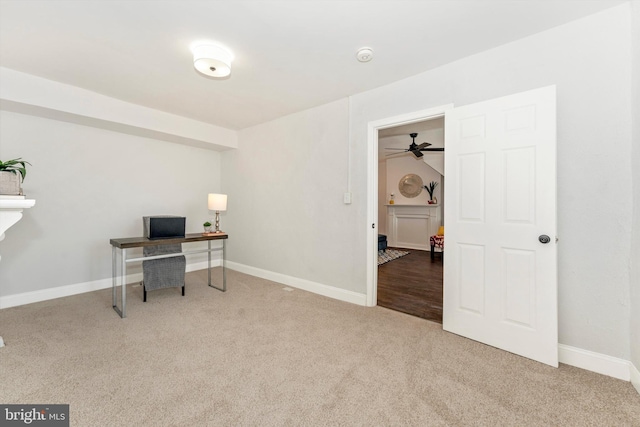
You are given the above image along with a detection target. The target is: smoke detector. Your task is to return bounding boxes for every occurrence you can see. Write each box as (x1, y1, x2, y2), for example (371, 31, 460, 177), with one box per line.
(356, 47, 374, 63)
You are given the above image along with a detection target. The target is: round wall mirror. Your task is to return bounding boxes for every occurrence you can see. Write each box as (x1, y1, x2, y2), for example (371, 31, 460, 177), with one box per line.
(398, 173, 423, 198)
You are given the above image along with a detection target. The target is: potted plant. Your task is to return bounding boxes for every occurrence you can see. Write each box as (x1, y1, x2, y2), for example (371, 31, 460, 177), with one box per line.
(0, 158, 31, 195)
(203, 221, 212, 233)
(424, 181, 439, 204)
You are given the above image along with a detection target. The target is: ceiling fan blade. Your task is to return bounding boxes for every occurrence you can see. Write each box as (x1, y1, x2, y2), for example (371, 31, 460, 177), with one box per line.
(421, 148, 445, 152)
(415, 142, 432, 149)
(385, 148, 410, 151)
(411, 150, 424, 158)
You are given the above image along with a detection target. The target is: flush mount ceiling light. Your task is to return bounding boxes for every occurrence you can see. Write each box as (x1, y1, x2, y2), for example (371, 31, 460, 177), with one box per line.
(356, 47, 373, 62)
(192, 44, 233, 78)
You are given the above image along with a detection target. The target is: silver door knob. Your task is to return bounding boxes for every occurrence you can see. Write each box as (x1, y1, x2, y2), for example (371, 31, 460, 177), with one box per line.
(538, 235, 551, 244)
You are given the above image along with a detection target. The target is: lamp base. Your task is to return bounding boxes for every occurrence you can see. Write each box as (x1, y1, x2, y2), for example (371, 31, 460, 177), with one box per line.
(202, 231, 224, 236)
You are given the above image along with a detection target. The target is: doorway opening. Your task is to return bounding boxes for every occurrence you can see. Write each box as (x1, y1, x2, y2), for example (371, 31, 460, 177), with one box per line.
(365, 104, 452, 312)
(376, 117, 445, 322)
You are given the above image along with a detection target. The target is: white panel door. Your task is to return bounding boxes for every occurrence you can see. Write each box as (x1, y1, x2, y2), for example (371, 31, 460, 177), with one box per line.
(443, 86, 557, 367)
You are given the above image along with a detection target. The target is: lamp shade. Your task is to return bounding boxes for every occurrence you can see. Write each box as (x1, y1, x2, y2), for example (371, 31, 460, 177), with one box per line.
(208, 193, 227, 211)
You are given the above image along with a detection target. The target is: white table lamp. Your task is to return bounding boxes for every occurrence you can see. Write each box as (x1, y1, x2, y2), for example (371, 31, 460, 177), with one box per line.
(208, 193, 227, 233)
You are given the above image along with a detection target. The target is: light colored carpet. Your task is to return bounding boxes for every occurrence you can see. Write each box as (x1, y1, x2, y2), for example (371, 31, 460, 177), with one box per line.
(378, 248, 410, 266)
(1, 268, 639, 426)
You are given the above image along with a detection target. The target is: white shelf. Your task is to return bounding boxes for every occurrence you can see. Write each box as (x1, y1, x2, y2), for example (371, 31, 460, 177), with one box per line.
(0, 199, 37, 209)
(0, 196, 36, 239)
(0, 196, 36, 347)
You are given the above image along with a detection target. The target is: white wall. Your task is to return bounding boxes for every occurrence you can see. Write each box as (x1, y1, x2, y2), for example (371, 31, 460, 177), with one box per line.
(0, 110, 221, 298)
(385, 156, 441, 205)
(221, 99, 359, 292)
(630, 0, 640, 386)
(349, 4, 633, 359)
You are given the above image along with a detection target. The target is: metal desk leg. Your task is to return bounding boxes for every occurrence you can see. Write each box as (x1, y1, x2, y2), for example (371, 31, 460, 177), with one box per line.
(121, 248, 127, 317)
(112, 247, 126, 318)
(208, 240, 226, 292)
(112, 246, 116, 308)
(207, 240, 211, 286)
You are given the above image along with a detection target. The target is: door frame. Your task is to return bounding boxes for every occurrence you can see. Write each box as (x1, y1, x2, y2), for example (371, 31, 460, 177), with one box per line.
(366, 103, 453, 307)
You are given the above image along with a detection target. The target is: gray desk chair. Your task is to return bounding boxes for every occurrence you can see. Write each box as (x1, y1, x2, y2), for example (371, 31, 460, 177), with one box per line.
(142, 244, 186, 301)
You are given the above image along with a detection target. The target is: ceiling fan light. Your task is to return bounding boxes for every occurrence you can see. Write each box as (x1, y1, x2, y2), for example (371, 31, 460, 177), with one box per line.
(193, 44, 233, 78)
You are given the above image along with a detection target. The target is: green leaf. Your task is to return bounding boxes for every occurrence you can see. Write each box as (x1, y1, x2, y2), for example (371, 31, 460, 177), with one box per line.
(0, 158, 31, 181)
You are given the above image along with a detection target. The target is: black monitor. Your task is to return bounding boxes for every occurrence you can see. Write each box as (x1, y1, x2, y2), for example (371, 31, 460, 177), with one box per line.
(147, 216, 186, 240)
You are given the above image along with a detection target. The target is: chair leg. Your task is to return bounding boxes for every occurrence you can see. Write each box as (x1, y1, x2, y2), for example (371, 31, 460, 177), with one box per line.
(182, 284, 185, 296)
(431, 245, 435, 261)
(143, 284, 147, 302)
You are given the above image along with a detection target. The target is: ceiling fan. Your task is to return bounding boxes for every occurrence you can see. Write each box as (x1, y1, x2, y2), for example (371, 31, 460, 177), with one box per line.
(385, 133, 444, 158)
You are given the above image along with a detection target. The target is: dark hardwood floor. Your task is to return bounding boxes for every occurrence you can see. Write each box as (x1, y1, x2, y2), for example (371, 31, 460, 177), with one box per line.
(377, 248, 443, 323)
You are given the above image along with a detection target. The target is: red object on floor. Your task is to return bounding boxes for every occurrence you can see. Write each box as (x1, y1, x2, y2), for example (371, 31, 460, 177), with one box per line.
(430, 235, 444, 261)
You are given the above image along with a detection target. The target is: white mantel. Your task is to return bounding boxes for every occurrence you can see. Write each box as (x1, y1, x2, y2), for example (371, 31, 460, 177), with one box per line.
(386, 204, 441, 251)
(0, 195, 36, 347)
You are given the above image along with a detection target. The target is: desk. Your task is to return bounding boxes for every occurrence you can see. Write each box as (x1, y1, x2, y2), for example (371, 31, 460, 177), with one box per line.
(109, 233, 228, 318)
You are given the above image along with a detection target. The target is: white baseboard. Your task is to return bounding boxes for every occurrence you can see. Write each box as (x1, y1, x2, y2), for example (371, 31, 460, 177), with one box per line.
(225, 261, 367, 306)
(559, 344, 632, 381)
(631, 361, 640, 394)
(0, 274, 129, 309)
(390, 243, 430, 251)
(0, 259, 221, 309)
(185, 260, 221, 273)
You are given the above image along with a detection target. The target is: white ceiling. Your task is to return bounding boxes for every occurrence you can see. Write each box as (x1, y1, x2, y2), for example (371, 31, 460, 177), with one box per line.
(0, 0, 625, 130)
